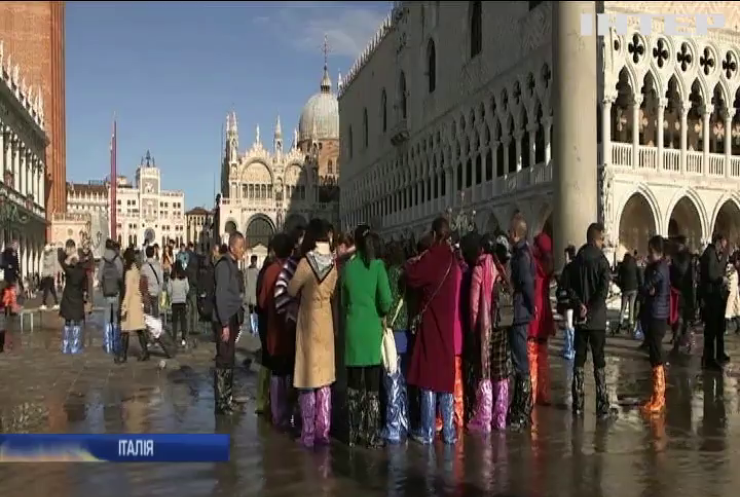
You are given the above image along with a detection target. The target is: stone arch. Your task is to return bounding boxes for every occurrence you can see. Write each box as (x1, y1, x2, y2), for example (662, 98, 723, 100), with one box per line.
(711, 194, 740, 244)
(144, 228, 156, 245)
(242, 160, 274, 183)
(666, 190, 706, 251)
(245, 214, 275, 250)
(666, 73, 686, 102)
(617, 62, 639, 96)
(224, 219, 238, 234)
(618, 191, 659, 257)
(283, 213, 306, 234)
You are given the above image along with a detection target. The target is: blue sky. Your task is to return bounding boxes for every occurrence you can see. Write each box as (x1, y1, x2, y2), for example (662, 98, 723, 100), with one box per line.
(66, 1, 390, 208)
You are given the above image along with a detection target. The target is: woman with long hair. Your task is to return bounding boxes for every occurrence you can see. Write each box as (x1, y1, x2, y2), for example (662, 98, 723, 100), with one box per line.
(405, 217, 459, 445)
(341, 224, 392, 447)
(117, 247, 149, 364)
(467, 234, 511, 431)
(287, 219, 338, 448)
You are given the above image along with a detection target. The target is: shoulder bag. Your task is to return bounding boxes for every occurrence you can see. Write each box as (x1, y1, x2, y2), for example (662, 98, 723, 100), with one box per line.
(382, 299, 404, 375)
(409, 257, 453, 335)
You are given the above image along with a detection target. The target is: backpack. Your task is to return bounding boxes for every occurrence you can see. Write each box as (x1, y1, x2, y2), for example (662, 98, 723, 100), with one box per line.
(197, 258, 224, 321)
(185, 252, 200, 285)
(101, 256, 121, 297)
(177, 251, 189, 270)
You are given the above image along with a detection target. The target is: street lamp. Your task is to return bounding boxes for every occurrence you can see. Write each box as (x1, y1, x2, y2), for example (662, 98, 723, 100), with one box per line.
(446, 191, 476, 239)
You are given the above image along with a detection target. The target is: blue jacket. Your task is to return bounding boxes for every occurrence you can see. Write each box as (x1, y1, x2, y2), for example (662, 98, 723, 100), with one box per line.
(640, 259, 670, 321)
(510, 240, 536, 326)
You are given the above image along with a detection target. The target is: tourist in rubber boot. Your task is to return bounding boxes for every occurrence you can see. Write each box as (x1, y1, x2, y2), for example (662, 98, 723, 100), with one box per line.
(315, 386, 332, 445)
(527, 341, 551, 406)
(438, 393, 457, 444)
(467, 244, 502, 434)
(298, 390, 317, 447)
(256, 364, 271, 417)
(508, 372, 532, 429)
(492, 379, 509, 430)
(562, 310, 576, 360)
(413, 391, 437, 444)
(269, 376, 291, 430)
(594, 368, 615, 419)
(115, 334, 129, 364)
(362, 390, 383, 448)
(639, 236, 670, 414)
(214, 368, 238, 414)
(286, 223, 337, 448)
(437, 357, 465, 432)
(381, 356, 409, 444)
(136, 331, 150, 361)
(572, 368, 585, 414)
(347, 388, 363, 446)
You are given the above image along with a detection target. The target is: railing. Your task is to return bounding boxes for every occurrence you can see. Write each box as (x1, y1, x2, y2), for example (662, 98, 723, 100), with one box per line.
(609, 142, 740, 179)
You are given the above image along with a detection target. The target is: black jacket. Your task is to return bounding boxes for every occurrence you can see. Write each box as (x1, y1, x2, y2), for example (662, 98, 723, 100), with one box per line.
(617, 255, 639, 292)
(670, 249, 695, 309)
(59, 251, 88, 322)
(640, 259, 670, 321)
(699, 244, 727, 302)
(566, 243, 611, 331)
(510, 240, 536, 326)
(1, 248, 20, 284)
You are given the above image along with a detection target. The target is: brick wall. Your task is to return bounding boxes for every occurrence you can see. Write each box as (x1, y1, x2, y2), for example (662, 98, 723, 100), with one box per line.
(0, 1, 67, 233)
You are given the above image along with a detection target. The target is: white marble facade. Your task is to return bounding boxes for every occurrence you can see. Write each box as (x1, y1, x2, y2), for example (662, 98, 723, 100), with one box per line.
(0, 40, 48, 281)
(338, 1, 740, 260)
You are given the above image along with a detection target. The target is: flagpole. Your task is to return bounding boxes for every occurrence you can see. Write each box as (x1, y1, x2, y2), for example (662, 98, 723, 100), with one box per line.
(110, 115, 117, 241)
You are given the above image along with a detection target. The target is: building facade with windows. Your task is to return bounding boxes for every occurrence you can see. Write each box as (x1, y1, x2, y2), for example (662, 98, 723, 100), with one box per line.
(338, 1, 740, 259)
(185, 206, 213, 253)
(215, 62, 341, 263)
(0, 39, 48, 280)
(63, 150, 186, 251)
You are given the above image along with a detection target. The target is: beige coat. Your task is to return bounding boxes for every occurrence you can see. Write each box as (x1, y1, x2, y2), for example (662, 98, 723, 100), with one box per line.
(725, 267, 740, 319)
(288, 243, 337, 389)
(121, 266, 146, 332)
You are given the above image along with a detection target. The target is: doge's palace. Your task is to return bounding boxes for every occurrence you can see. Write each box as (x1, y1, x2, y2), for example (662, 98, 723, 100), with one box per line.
(338, 1, 740, 261)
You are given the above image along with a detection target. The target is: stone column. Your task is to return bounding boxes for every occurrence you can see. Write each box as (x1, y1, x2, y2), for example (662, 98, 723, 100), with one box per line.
(657, 98, 666, 171)
(602, 99, 612, 165)
(679, 103, 689, 174)
(725, 109, 734, 178)
(631, 96, 642, 168)
(0, 124, 4, 175)
(12, 138, 20, 191)
(502, 137, 511, 175)
(514, 132, 523, 172)
(702, 105, 712, 176)
(543, 118, 552, 165)
(553, 1, 598, 267)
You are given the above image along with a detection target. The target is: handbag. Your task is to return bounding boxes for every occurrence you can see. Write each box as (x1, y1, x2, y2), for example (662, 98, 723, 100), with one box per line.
(494, 262, 515, 329)
(382, 299, 405, 374)
(409, 258, 453, 334)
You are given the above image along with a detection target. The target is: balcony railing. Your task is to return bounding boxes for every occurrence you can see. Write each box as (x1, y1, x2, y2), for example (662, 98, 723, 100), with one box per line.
(609, 142, 740, 179)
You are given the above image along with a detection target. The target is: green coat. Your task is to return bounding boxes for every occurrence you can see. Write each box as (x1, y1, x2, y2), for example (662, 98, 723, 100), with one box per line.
(341, 257, 393, 366)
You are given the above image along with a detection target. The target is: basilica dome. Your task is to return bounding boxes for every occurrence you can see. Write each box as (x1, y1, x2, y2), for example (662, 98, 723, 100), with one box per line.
(298, 66, 339, 142)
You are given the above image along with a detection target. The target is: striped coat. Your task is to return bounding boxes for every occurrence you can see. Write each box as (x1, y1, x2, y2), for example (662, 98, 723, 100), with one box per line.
(274, 256, 299, 323)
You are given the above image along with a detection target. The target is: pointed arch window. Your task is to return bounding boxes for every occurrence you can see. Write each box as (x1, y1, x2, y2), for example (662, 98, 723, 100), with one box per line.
(427, 39, 437, 93)
(399, 72, 408, 120)
(363, 108, 369, 148)
(470, 1, 482, 58)
(381, 89, 388, 132)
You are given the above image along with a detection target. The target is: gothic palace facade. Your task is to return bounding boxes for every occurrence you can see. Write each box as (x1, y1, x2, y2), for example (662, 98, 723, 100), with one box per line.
(216, 64, 341, 262)
(0, 40, 48, 281)
(338, 1, 740, 259)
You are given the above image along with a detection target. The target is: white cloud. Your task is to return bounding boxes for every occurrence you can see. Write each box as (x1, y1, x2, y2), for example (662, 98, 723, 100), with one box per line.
(257, 2, 389, 59)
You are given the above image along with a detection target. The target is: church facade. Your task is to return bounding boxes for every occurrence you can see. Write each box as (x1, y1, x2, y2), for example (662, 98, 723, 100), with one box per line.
(338, 2, 740, 260)
(215, 64, 341, 262)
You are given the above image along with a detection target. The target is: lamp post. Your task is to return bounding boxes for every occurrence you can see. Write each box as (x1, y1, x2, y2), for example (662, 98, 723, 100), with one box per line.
(445, 191, 476, 238)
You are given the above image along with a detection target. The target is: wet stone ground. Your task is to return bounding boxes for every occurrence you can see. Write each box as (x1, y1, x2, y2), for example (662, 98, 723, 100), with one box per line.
(2, 308, 740, 497)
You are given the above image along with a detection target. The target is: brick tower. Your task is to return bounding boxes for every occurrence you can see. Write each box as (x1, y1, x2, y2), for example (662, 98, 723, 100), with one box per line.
(0, 1, 67, 234)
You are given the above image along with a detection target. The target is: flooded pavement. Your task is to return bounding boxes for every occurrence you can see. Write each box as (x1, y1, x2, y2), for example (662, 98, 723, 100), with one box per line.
(2, 313, 740, 497)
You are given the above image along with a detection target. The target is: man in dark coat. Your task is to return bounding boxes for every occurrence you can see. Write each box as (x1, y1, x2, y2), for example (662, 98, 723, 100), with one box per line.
(566, 223, 613, 418)
(506, 212, 536, 428)
(669, 235, 695, 353)
(405, 217, 459, 445)
(700, 232, 730, 370)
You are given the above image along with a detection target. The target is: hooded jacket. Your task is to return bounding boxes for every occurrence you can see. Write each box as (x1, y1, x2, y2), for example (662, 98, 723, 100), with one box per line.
(567, 243, 611, 331)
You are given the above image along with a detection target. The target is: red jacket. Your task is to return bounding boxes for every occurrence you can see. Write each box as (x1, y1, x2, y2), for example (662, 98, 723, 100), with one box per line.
(528, 233, 555, 340)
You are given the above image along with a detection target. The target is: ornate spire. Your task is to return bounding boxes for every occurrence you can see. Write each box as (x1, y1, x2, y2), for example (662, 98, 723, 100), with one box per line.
(274, 115, 282, 137)
(337, 71, 343, 92)
(320, 34, 332, 93)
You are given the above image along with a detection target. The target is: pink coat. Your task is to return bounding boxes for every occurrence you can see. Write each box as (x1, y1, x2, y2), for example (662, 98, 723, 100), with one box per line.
(528, 232, 555, 340)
